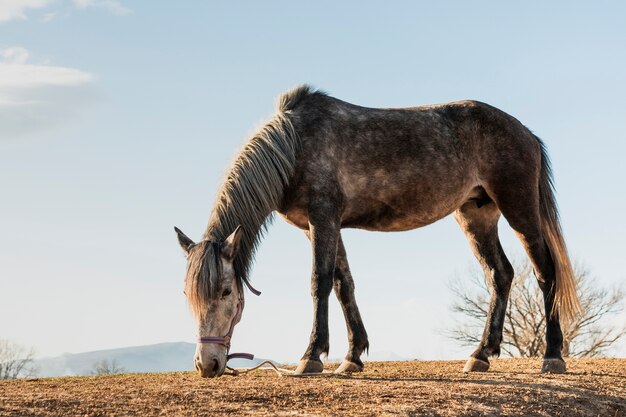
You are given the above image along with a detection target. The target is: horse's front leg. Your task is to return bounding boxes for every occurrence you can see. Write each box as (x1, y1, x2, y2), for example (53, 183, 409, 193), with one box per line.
(294, 203, 341, 374)
(332, 235, 369, 373)
(302, 231, 369, 373)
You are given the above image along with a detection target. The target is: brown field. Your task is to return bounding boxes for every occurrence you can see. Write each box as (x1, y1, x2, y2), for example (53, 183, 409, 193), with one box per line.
(1, 358, 624, 416)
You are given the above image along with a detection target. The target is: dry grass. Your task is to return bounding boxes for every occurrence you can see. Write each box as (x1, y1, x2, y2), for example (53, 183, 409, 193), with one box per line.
(1, 358, 625, 416)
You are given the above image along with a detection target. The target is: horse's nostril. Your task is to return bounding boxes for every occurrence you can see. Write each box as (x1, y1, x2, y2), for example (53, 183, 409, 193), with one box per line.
(212, 359, 220, 373)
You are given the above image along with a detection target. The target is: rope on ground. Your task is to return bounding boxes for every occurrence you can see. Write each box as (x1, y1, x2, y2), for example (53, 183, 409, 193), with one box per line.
(225, 360, 338, 378)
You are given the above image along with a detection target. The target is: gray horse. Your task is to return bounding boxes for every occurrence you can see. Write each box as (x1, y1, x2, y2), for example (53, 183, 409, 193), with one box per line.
(175, 85, 580, 377)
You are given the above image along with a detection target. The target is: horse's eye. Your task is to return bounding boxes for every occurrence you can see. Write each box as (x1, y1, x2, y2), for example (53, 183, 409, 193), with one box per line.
(222, 288, 232, 297)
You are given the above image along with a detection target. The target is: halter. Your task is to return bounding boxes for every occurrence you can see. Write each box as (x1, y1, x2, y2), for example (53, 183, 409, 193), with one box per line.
(196, 277, 261, 362)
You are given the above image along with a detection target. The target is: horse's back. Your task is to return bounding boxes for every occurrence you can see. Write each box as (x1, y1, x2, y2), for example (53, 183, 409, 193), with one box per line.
(281, 94, 542, 231)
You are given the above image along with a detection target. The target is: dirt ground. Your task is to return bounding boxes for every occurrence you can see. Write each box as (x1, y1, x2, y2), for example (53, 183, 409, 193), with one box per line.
(1, 358, 624, 416)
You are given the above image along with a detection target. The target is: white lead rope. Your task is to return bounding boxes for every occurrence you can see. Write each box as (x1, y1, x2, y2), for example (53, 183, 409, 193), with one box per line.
(225, 360, 337, 378)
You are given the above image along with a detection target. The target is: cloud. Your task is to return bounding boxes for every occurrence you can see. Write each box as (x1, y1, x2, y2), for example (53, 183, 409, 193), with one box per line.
(72, 0, 131, 16)
(0, 0, 132, 23)
(0, 47, 30, 64)
(0, 0, 54, 23)
(0, 47, 97, 139)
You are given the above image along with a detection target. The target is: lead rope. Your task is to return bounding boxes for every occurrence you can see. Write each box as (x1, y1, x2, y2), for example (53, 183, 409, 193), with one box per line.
(225, 361, 337, 378)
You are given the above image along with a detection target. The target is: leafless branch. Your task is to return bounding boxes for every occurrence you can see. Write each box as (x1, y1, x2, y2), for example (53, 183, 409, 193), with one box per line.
(0, 339, 39, 379)
(90, 359, 126, 375)
(447, 260, 625, 358)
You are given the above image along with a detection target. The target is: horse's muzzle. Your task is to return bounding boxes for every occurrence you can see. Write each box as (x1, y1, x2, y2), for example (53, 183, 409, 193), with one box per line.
(195, 355, 225, 378)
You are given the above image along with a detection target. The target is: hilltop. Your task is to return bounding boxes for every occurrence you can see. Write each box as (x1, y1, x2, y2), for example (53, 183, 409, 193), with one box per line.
(1, 358, 624, 416)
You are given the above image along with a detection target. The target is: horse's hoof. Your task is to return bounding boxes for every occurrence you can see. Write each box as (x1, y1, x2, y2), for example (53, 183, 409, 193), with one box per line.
(463, 357, 490, 373)
(334, 360, 364, 374)
(294, 359, 324, 374)
(541, 358, 566, 374)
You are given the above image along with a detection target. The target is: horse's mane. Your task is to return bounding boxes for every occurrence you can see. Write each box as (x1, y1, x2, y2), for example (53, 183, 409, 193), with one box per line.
(185, 85, 324, 317)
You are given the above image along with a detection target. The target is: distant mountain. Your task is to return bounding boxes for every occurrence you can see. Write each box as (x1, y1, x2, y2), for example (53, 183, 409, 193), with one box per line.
(34, 342, 272, 377)
(33, 343, 408, 378)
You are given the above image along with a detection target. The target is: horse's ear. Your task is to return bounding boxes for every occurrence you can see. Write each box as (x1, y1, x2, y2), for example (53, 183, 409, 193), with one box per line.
(223, 225, 243, 259)
(174, 227, 195, 254)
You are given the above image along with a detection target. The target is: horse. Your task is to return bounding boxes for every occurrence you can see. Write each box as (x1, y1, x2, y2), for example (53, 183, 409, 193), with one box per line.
(175, 85, 580, 378)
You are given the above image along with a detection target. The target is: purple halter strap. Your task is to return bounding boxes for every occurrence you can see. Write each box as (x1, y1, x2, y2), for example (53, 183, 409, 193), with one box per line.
(197, 277, 261, 362)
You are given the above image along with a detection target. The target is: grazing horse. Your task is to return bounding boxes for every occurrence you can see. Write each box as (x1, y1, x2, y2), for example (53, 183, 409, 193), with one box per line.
(175, 85, 580, 378)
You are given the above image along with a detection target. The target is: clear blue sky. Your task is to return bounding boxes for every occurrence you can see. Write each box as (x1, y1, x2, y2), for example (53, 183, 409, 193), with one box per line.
(1, 1, 624, 361)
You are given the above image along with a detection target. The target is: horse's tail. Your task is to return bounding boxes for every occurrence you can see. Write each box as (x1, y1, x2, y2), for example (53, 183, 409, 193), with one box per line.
(536, 137, 581, 325)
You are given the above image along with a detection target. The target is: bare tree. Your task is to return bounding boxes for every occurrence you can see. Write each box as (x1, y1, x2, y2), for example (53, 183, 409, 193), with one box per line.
(90, 359, 126, 375)
(448, 261, 625, 357)
(0, 339, 39, 379)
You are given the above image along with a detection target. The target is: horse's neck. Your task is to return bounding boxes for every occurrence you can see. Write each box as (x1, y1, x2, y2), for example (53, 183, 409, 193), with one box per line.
(201, 108, 299, 277)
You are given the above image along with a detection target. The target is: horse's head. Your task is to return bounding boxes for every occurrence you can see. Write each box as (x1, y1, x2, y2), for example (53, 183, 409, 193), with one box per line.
(175, 226, 243, 378)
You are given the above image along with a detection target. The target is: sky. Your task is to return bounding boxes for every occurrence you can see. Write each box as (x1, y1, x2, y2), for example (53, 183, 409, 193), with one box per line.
(1, 1, 625, 363)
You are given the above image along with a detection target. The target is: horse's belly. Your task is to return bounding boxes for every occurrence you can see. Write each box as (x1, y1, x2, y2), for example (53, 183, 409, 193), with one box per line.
(277, 201, 452, 232)
(341, 195, 462, 231)
(279, 166, 478, 232)
(339, 173, 476, 231)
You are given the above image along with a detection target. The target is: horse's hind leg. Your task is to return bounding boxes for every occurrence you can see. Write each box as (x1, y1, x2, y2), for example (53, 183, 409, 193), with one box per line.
(494, 194, 567, 373)
(332, 235, 369, 373)
(455, 198, 514, 372)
